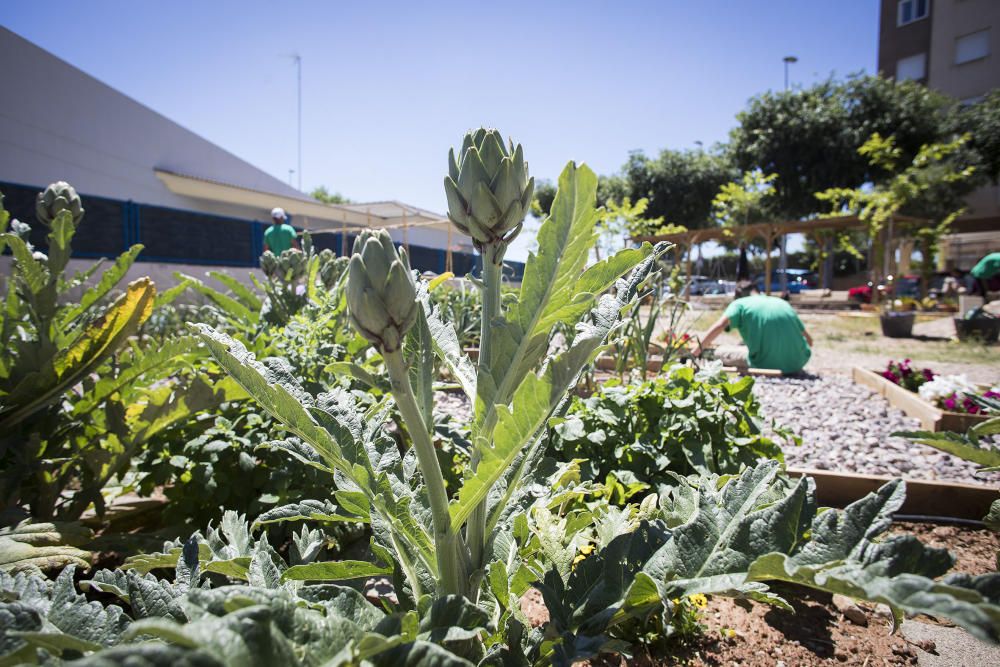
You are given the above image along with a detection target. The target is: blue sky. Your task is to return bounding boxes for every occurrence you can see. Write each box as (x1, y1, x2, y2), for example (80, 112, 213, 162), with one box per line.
(3, 1, 880, 259)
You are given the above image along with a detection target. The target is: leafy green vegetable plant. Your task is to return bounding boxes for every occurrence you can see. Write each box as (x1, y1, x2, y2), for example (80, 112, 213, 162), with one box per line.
(0, 185, 206, 520)
(549, 364, 788, 490)
(191, 131, 659, 605)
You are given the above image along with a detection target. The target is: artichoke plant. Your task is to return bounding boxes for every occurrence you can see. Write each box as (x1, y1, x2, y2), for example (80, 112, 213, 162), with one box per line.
(35, 181, 84, 227)
(346, 229, 418, 353)
(444, 128, 534, 257)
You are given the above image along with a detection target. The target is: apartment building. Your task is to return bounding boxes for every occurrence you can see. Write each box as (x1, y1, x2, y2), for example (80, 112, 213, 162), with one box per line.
(878, 0, 1000, 239)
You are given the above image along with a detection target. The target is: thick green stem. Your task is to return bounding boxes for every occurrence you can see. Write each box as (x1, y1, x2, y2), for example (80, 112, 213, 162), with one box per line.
(468, 255, 503, 572)
(384, 350, 465, 596)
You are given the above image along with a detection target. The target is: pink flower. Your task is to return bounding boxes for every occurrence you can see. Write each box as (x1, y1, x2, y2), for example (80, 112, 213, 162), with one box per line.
(943, 395, 958, 411)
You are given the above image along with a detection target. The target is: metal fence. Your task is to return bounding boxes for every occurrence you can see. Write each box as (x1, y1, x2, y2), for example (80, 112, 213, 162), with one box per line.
(0, 180, 526, 280)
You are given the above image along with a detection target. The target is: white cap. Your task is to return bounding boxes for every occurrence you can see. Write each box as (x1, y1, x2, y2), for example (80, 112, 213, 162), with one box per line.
(271, 207, 287, 220)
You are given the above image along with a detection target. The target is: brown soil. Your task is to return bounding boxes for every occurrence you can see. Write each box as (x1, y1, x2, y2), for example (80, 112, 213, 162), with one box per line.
(888, 521, 999, 576)
(524, 521, 998, 666)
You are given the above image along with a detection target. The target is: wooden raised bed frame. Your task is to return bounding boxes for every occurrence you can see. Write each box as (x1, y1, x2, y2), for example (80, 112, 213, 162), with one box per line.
(852, 366, 990, 433)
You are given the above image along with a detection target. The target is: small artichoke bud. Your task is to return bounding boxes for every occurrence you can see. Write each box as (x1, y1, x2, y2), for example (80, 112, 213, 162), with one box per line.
(36, 181, 84, 227)
(347, 229, 418, 352)
(444, 128, 534, 250)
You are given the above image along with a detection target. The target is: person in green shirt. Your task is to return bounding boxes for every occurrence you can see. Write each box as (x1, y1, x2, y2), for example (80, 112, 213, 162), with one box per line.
(263, 207, 299, 256)
(693, 285, 813, 374)
(970, 252, 1000, 302)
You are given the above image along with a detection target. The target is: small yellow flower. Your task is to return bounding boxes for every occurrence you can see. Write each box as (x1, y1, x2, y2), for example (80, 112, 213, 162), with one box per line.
(687, 593, 708, 609)
(572, 543, 596, 568)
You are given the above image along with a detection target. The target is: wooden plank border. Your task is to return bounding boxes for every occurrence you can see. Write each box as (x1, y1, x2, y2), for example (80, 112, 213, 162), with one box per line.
(852, 366, 989, 432)
(787, 467, 997, 521)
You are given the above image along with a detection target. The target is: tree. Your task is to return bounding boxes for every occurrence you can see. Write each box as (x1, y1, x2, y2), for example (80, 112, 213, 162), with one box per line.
(594, 196, 664, 260)
(605, 147, 736, 229)
(815, 133, 978, 297)
(310, 186, 352, 204)
(712, 170, 777, 230)
(955, 89, 1000, 184)
(730, 76, 956, 220)
(530, 179, 557, 218)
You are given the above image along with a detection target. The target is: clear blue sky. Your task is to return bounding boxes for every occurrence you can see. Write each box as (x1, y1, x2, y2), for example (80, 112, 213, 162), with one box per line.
(3, 1, 879, 259)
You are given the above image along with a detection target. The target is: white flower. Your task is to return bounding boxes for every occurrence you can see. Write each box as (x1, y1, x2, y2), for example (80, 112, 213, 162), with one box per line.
(918, 374, 978, 405)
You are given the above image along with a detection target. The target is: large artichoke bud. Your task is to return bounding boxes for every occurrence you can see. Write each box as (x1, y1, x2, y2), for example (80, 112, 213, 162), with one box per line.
(347, 229, 418, 353)
(36, 181, 84, 227)
(444, 128, 534, 253)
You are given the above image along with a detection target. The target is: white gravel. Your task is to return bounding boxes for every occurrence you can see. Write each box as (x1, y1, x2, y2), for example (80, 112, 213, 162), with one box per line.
(434, 376, 998, 487)
(752, 374, 998, 486)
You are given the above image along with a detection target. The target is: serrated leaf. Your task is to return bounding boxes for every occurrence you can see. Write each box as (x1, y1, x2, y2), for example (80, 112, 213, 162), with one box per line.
(282, 560, 393, 582)
(0, 538, 91, 574)
(58, 245, 144, 327)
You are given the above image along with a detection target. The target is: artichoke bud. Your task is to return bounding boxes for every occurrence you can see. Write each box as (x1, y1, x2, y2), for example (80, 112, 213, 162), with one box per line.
(444, 128, 534, 251)
(347, 229, 418, 352)
(36, 181, 84, 227)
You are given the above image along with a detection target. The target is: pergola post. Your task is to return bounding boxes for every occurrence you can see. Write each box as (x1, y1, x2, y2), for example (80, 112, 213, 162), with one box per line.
(764, 227, 774, 295)
(446, 224, 453, 274)
(683, 241, 693, 298)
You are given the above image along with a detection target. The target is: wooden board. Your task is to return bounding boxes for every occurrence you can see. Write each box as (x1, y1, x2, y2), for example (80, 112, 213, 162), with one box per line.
(852, 366, 990, 432)
(787, 467, 997, 521)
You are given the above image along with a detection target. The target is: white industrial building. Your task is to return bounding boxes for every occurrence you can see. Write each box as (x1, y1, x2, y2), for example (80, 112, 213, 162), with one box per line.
(0, 27, 476, 279)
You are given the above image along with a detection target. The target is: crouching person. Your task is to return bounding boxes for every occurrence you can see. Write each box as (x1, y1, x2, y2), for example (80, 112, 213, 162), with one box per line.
(693, 283, 812, 374)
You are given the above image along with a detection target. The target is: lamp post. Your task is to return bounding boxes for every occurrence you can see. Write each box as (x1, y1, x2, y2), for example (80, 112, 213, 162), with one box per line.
(783, 55, 798, 91)
(779, 55, 797, 294)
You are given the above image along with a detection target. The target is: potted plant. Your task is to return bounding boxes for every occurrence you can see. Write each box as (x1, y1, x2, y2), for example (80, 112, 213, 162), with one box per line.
(880, 295, 917, 338)
(954, 306, 1000, 343)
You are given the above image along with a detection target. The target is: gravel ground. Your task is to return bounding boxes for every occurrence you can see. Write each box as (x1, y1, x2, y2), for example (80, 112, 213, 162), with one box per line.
(435, 375, 998, 487)
(752, 374, 998, 485)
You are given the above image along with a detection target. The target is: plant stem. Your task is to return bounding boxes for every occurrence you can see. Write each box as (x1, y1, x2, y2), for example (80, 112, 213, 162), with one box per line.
(468, 256, 503, 572)
(384, 349, 465, 596)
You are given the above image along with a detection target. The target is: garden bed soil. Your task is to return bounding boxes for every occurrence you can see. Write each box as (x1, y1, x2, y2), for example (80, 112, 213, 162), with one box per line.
(522, 521, 999, 666)
(852, 367, 990, 432)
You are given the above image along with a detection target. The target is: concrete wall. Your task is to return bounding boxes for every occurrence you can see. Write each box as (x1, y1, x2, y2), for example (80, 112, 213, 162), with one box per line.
(927, 0, 1000, 100)
(0, 255, 263, 305)
(0, 27, 310, 225)
(877, 0, 932, 79)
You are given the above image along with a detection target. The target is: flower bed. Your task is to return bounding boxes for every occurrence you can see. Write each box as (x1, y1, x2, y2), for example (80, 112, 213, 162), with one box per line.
(853, 360, 995, 432)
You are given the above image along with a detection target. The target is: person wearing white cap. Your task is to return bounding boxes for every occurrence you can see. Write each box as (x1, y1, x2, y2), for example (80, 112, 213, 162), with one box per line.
(263, 207, 299, 256)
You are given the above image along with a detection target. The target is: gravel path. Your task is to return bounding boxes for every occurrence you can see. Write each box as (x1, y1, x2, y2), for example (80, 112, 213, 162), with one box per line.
(752, 374, 998, 486)
(435, 375, 998, 487)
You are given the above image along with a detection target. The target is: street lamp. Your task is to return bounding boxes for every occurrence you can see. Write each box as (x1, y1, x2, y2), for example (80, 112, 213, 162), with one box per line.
(779, 55, 798, 294)
(783, 55, 798, 91)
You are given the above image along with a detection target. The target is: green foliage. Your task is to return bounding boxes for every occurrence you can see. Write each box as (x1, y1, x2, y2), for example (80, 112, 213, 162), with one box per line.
(895, 412, 1000, 473)
(711, 169, 777, 229)
(730, 75, 958, 219)
(531, 461, 1000, 662)
(816, 133, 979, 287)
(0, 187, 212, 521)
(956, 89, 1000, 184)
(311, 185, 352, 204)
(548, 364, 787, 489)
(604, 147, 736, 230)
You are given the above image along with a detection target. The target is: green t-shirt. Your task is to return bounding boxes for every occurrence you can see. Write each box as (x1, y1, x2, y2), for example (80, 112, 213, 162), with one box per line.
(723, 295, 811, 374)
(264, 223, 296, 255)
(971, 252, 1000, 280)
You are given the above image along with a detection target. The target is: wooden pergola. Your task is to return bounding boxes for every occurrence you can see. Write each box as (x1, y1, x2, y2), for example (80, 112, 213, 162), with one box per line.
(633, 214, 931, 295)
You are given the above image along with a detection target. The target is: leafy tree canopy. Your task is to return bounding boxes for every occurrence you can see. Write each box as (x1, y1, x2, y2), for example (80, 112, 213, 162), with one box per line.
(310, 186, 352, 204)
(730, 76, 958, 220)
(603, 147, 736, 230)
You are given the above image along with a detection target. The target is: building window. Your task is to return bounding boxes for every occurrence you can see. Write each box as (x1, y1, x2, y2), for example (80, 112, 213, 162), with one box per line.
(897, 0, 929, 26)
(955, 29, 990, 65)
(896, 53, 926, 81)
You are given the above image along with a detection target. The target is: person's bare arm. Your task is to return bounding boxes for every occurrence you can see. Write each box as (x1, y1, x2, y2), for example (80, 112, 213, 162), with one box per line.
(292, 237, 301, 250)
(692, 314, 730, 357)
(803, 328, 813, 347)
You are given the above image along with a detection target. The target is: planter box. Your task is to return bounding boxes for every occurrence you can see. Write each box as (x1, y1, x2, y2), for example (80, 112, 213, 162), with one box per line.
(852, 366, 990, 432)
(786, 468, 997, 521)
